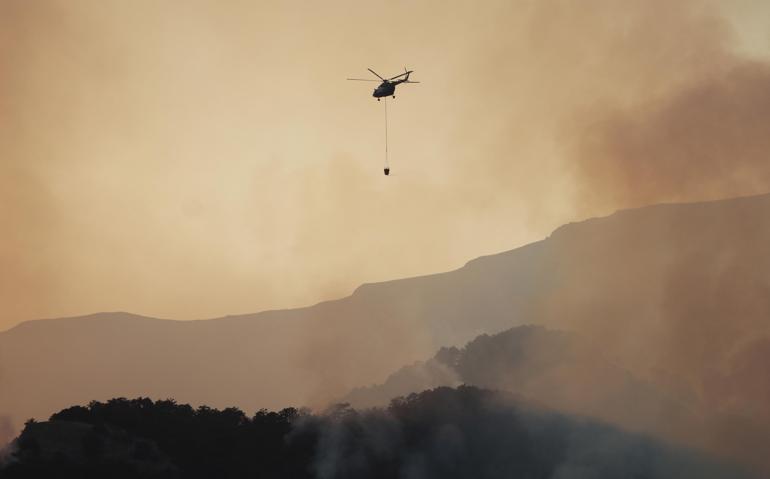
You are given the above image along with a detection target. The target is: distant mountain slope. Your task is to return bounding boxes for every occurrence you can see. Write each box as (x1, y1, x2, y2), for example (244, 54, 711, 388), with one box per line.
(343, 326, 688, 427)
(343, 325, 714, 455)
(2, 193, 770, 471)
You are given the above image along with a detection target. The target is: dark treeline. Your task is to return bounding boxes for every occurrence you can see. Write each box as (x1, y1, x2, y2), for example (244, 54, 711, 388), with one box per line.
(2, 398, 315, 479)
(1, 386, 754, 479)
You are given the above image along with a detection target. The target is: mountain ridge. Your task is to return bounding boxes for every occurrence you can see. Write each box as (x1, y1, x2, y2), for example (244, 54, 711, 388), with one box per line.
(6, 191, 769, 334)
(3, 192, 770, 472)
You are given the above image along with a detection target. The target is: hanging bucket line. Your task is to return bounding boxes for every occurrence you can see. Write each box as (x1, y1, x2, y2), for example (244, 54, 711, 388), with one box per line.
(384, 97, 390, 175)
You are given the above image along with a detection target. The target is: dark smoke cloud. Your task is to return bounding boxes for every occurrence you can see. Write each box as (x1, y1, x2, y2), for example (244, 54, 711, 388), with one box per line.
(303, 387, 753, 479)
(571, 63, 770, 210)
(539, 194, 770, 473)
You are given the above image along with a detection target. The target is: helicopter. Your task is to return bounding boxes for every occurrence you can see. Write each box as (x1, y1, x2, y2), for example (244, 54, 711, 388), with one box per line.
(347, 68, 419, 100)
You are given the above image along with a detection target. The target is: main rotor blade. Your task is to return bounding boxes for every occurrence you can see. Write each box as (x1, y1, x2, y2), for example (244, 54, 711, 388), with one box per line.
(388, 70, 413, 80)
(404, 80, 420, 83)
(367, 68, 386, 80)
(347, 78, 380, 81)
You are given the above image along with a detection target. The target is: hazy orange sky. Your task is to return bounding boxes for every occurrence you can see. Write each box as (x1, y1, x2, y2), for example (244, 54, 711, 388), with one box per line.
(2, 0, 770, 330)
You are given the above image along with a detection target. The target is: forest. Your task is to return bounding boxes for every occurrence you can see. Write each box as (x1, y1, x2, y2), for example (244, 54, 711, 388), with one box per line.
(1, 386, 752, 479)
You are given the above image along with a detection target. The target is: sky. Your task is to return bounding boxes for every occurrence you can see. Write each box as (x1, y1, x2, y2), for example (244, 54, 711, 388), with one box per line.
(2, 0, 770, 330)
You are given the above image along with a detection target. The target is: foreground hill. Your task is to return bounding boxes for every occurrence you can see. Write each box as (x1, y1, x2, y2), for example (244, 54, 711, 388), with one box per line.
(343, 325, 768, 467)
(343, 326, 695, 440)
(2, 193, 770, 470)
(1, 388, 754, 479)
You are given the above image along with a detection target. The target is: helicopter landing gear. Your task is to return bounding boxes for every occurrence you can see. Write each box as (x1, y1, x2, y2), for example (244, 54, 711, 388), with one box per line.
(392, 96, 395, 99)
(377, 98, 381, 101)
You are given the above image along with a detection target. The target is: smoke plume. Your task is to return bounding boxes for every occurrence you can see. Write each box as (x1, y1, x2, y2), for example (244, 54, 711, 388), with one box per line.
(2, 0, 770, 330)
(305, 387, 752, 479)
(0, 416, 16, 466)
(570, 64, 770, 210)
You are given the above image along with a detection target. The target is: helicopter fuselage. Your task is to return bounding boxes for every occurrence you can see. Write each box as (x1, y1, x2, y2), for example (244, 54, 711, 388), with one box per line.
(373, 81, 397, 98)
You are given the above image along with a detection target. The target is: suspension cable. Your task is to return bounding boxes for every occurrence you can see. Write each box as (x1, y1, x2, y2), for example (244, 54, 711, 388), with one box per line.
(384, 97, 389, 170)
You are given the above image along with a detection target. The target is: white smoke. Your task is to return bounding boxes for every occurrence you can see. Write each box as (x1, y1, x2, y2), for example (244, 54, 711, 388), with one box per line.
(0, 415, 18, 467)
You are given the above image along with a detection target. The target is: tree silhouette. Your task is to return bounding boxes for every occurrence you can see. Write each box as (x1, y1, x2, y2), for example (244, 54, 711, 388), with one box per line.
(2, 388, 753, 479)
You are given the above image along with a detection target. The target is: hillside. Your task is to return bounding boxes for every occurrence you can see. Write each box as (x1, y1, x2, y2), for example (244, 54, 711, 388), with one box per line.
(2, 193, 770, 471)
(343, 325, 695, 439)
(343, 325, 762, 464)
